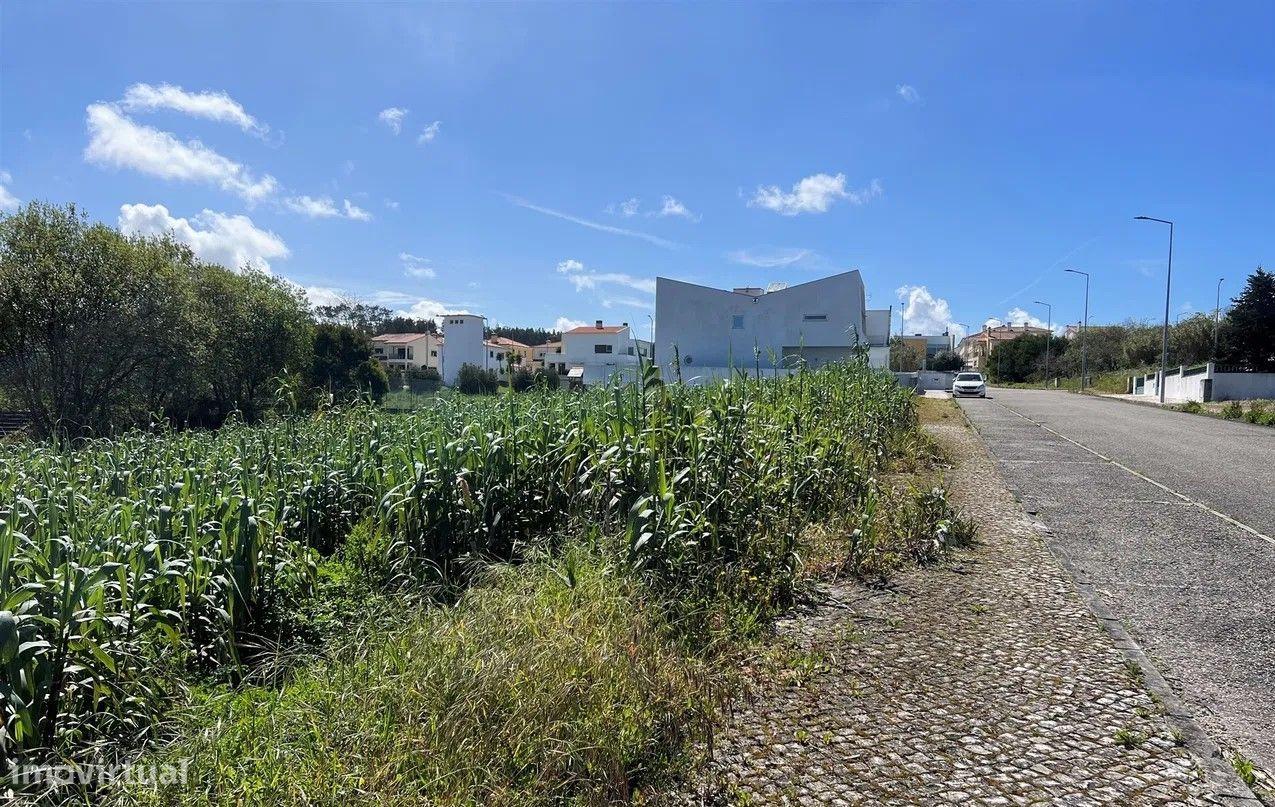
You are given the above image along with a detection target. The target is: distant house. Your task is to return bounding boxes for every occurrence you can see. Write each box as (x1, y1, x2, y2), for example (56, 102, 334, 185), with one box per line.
(486, 336, 534, 372)
(654, 270, 892, 381)
(956, 324, 1051, 371)
(534, 341, 566, 375)
(561, 320, 642, 385)
(898, 333, 954, 369)
(371, 332, 443, 372)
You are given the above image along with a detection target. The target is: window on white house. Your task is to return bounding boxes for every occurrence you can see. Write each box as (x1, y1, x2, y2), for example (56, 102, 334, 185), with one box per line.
(594, 344, 613, 354)
(627, 347, 634, 355)
(732, 315, 744, 329)
(407, 347, 414, 359)
(803, 314, 827, 322)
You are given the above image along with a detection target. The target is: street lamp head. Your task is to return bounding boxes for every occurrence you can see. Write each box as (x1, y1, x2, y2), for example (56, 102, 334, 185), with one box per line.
(1064, 268, 1088, 276)
(1134, 216, 1150, 221)
(1033, 300, 1049, 306)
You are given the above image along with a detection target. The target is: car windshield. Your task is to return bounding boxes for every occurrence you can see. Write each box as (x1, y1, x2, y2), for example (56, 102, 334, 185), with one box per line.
(956, 374, 982, 382)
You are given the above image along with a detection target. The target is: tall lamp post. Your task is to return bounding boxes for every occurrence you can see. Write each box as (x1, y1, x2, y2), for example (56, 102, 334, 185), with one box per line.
(1033, 300, 1052, 387)
(1135, 216, 1174, 403)
(1064, 269, 1090, 392)
(1213, 277, 1224, 361)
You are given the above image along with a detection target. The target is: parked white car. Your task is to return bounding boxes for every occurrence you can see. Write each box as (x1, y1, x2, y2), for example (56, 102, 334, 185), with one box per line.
(952, 372, 987, 398)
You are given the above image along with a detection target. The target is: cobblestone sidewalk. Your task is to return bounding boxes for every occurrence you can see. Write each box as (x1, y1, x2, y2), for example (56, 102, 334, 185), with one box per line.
(678, 414, 1260, 806)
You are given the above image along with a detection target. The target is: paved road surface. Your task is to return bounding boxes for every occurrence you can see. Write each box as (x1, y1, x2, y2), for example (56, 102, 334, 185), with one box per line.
(957, 388, 1275, 778)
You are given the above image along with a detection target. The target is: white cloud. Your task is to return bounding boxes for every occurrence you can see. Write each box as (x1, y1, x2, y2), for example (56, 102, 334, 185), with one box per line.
(555, 316, 589, 332)
(400, 252, 437, 279)
(896, 84, 921, 103)
(343, 199, 371, 221)
(1003, 306, 1057, 333)
(118, 203, 289, 272)
(0, 171, 19, 212)
(556, 258, 655, 295)
(896, 285, 965, 341)
(120, 83, 269, 137)
(283, 195, 371, 221)
(656, 195, 697, 220)
(384, 199, 399, 210)
(85, 103, 278, 203)
(399, 297, 453, 321)
(727, 247, 811, 268)
(749, 173, 881, 216)
(601, 296, 655, 311)
(417, 121, 441, 145)
(378, 107, 408, 134)
(506, 195, 678, 249)
(617, 198, 640, 217)
(305, 286, 347, 308)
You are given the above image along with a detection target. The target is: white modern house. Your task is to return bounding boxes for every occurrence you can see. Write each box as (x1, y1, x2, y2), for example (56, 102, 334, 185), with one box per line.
(654, 271, 891, 382)
(371, 332, 443, 372)
(561, 320, 644, 385)
(440, 313, 486, 386)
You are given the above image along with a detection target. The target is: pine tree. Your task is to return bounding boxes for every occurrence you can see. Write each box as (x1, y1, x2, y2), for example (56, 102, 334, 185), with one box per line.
(1224, 267, 1275, 370)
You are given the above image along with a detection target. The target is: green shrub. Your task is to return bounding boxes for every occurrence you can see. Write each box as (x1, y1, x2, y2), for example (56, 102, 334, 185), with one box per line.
(1179, 400, 1203, 414)
(1222, 401, 1244, 419)
(510, 366, 537, 392)
(456, 362, 499, 394)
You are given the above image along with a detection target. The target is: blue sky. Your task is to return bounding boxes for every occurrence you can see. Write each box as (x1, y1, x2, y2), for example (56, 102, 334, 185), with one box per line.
(3, 2, 1274, 340)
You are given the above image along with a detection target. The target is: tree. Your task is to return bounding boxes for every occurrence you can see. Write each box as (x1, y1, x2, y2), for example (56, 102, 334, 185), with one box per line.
(888, 337, 922, 372)
(188, 267, 314, 425)
(987, 333, 1068, 382)
(0, 202, 197, 436)
(308, 324, 388, 402)
(485, 325, 560, 346)
(313, 297, 393, 335)
(1224, 267, 1275, 370)
(929, 350, 963, 371)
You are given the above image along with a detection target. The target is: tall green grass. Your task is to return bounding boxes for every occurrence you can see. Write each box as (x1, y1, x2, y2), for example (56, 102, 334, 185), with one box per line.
(2, 361, 941, 797)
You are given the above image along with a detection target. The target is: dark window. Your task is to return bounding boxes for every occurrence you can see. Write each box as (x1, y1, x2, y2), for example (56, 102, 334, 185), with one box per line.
(803, 314, 827, 322)
(732, 315, 744, 329)
(594, 344, 613, 354)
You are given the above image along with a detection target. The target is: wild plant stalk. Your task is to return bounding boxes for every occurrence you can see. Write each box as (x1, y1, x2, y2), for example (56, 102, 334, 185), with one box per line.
(0, 361, 922, 776)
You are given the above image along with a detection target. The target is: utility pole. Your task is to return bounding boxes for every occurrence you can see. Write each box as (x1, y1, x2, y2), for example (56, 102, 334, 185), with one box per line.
(1034, 300, 1052, 387)
(1213, 277, 1224, 361)
(1135, 216, 1174, 403)
(1064, 269, 1090, 391)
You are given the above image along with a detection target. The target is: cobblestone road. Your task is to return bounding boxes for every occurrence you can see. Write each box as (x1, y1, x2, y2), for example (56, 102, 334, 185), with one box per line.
(678, 410, 1259, 806)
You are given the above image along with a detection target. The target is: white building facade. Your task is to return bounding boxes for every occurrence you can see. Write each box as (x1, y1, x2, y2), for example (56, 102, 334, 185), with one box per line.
(371, 332, 443, 372)
(654, 271, 891, 381)
(440, 313, 486, 386)
(561, 321, 642, 385)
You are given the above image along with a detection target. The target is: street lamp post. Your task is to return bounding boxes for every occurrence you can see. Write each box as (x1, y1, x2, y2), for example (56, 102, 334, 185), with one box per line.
(1064, 269, 1089, 392)
(1135, 216, 1174, 403)
(1213, 277, 1224, 361)
(1033, 300, 1052, 387)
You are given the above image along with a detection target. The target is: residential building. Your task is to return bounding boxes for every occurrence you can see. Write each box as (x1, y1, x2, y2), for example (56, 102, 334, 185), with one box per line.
(486, 336, 535, 369)
(956, 323, 1052, 371)
(371, 332, 443, 372)
(561, 320, 641, 385)
(440, 313, 486, 386)
(654, 270, 892, 381)
(534, 341, 567, 375)
(896, 333, 953, 369)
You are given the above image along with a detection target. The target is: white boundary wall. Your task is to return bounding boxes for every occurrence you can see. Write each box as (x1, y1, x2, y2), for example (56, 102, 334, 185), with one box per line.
(1132, 363, 1275, 402)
